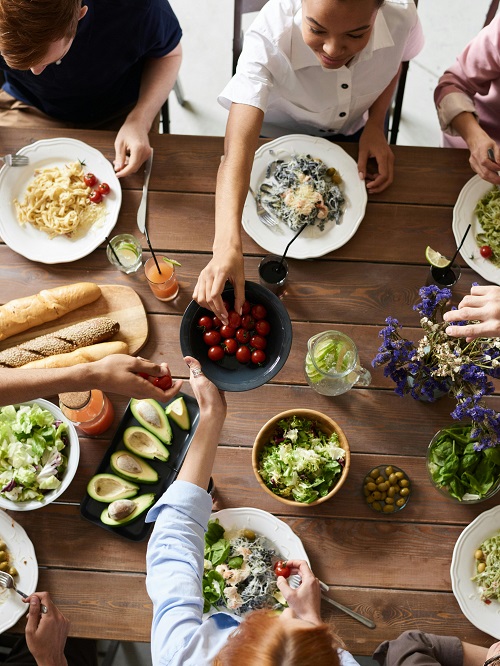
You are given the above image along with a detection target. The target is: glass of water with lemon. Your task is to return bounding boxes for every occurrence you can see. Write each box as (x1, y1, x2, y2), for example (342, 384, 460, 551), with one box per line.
(106, 234, 143, 274)
(425, 246, 461, 287)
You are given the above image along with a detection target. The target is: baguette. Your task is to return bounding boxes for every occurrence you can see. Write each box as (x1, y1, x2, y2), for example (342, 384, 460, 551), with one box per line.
(0, 317, 119, 368)
(21, 341, 129, 369)
(0, 283, 102, 342)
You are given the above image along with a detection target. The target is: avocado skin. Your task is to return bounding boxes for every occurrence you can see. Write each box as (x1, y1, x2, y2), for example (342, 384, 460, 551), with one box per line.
(87, 473, 139, 503)
(123, 426, 170, 462)
(100, 493, 156, 526)
(130, 398, 172, 444)
(165, 396, 191, 431)
(110, 450, 159, 484)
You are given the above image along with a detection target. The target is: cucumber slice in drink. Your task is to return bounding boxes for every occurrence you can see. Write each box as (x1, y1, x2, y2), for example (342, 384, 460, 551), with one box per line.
(305, 338, 354, 384)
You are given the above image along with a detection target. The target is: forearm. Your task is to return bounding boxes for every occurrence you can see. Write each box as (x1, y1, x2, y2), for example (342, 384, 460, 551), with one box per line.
(366, 66, 402, 128)
(451, 111, 488, 147)
(0, 365, 91, 405)
(176, 413, 223, 489)
(127, 45, 182, 131)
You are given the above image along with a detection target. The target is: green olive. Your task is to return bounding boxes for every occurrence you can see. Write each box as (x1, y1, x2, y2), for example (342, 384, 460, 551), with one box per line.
(366, 494, 375, 504)
(372, 501, 382, 511)
(370, 468, 380, 479)
(385, 497, 395, 505)
(243, 529, 256, 540)
(395, 498, 406, 507)
(0, 562, 8, 572)
(400, 487, 410, 497)
(363, 488, 371, 497)
(477, 562, 486, 574)
(474, 549, 484, 560)
(383, 504, 395, 513)
(371, 491, 382, 500)
(387, 486, 397, 498)
(395, 471, 404, 480)
(377, 482, 389, 492)
(388, 473, 398, 485)
(0, 551, 6, 562)
(366, 482, 377, 492)
(399, 479, 410, 488)
(375, 476, 385, 485)
(8, 566, 17, 577)
(385, 466, 394, 476)
(0, 541, 5, 550)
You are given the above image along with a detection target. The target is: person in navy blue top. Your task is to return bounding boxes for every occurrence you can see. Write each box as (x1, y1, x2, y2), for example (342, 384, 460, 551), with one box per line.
(0, 0, 182, 177)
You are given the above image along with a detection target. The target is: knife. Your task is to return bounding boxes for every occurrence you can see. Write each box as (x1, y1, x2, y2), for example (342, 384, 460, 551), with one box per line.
(320, 592, 376, 629)
(137, 150, 154, 235)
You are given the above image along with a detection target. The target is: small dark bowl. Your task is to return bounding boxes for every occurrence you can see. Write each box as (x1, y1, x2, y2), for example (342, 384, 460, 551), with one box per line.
(180, 281, 292, 392)
(362, 464, 412, 514)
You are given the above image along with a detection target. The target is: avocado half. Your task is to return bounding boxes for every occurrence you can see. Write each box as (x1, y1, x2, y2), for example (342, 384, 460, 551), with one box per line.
(123, 426, 170, 462)
(87, 473, 139, 503)
(130, 398, 172, 444)
(100, 493, 156, 526)
(165, 396, 191, 431)
(110, 450, 159, 484)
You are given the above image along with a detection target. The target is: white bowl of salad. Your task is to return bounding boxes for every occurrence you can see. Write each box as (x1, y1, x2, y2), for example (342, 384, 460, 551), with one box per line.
(252, 409, 350, 506)
(0, 399, 79, 511)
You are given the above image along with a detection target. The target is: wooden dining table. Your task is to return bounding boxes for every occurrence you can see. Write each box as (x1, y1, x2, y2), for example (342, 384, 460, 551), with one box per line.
(3, 127, 497, 655)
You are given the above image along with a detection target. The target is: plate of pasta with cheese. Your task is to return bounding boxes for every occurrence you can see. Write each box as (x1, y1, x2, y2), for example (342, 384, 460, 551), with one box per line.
(0, 137, 121, 263)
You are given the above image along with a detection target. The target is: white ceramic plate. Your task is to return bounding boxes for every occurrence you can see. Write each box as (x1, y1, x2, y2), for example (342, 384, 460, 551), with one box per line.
(452, 174, 500, 285)
(242, 134, 367, 259)
(450, 505, 500, 638)
(0, 399, 80, 512)
(0, 137, 122, 264)
(0, 509, 38, 632)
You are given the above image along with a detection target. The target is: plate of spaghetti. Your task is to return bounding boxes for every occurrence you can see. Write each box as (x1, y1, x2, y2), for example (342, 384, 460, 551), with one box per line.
(0, 138, 121, 263)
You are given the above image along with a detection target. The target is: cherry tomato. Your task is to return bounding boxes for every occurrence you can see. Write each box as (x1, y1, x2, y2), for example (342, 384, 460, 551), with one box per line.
(227, 310, 242, 329)
(222, 299, 231, 312)
(251, 349, 266, 365)
(241, 300, 251, 315)
(212, 315, 222, 329)
(223, 338, 237, 355)
(255, 319, 271, 336)
(220, 324, 236, 339)
(273, 560, 291, 578)
(480, 245, 493, 259)
(89, 189, 103, 204)
(98, 182, 110, 195)
(251, 304, 267, 320)
(241, 314, 255, 331)
(153, 373, 173, 390)
(236, 328, 251, 344)
(84, 173, 97, 187)
(203, 330, 221, 346)
(236, 345, 251, 364)
(250, 335, 267, 350)
(208, 346, 224, 362)
(197, 315, 213, 331)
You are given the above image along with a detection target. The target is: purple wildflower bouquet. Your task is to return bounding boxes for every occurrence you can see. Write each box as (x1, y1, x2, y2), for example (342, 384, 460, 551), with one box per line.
(373, 285, 500, 451)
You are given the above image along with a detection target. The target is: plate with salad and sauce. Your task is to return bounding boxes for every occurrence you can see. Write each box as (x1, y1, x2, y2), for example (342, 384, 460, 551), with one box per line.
(203, 508, 308, 615)
(450, 505, 500, 639)
(452, 175, 500, 285)
(242, 135, 367, 260)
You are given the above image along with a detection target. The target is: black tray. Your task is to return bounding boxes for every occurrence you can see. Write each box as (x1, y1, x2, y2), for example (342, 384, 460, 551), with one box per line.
(80, 392, 200, 541)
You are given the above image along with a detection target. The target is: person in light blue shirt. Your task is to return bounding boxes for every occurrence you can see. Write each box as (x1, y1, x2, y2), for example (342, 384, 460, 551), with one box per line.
(145, 356, 360, 666)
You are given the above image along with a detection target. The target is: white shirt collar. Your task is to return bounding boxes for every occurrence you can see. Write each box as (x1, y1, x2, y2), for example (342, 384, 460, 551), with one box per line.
(290, 6, 395, 71)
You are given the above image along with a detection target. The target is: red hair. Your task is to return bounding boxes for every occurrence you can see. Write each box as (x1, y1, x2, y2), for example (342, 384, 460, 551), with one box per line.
(0, 0, 82, 70)
(213, 610, 342, 666)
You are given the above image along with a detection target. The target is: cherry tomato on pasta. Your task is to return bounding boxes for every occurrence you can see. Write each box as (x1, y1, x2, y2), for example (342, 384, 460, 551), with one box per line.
(84, 173, 97, 187)
(98, 182, 110, 195)
(480, 245, 493, 259)
(89, 189, 102, 204)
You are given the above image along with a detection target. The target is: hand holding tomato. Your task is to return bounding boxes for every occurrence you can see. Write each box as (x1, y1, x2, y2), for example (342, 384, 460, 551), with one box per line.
(275, 559, 322, 626)
(273, 560, 291, 578)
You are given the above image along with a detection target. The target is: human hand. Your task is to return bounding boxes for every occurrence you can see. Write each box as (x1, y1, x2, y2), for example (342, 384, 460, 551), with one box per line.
(113, 117, 152, 178)
(184, 356, 226, 422)
(358, 123, 394, 194)
(193, 248, 245, 325)
(443, 285, 500, 340)
(24, 592, 69, 666)
(466, 133, 500, 186)
(486, 642, 500, 660)
(88, 354, 182, 401)
(276, 560, 322, 625)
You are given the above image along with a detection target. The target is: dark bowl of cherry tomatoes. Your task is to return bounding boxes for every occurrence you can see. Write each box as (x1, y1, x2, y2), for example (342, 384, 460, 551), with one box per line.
(179, 281, 292, 391)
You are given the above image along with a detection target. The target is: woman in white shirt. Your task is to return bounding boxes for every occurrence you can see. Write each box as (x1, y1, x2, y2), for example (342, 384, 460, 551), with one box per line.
(193, 0, 423, 320)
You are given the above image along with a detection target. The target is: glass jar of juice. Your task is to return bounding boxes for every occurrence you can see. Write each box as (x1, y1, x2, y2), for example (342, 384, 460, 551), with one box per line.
(144, 256, 179, 301)
(59, 390, 115, 436)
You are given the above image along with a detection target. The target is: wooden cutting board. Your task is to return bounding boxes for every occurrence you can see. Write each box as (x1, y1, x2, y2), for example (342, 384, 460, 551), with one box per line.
(0, 285, 148, 355)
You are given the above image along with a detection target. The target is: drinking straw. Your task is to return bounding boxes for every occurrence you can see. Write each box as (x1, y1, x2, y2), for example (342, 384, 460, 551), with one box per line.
(278, 223, 308, 271)
(449, 223, 471, 267)
(105, 237, 124, 267)
(143, 224, 162, 274)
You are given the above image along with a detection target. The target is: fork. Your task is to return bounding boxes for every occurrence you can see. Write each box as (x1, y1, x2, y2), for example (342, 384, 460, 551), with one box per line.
(0, 571, 47, 613)
(248, 184, 278, 228)
(0, 153, 29, 167)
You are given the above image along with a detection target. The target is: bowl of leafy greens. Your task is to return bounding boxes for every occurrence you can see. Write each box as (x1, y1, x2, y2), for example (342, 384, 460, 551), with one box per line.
(252, 409, 350, 506)
(427, 424, 500, 503)
(0, 399, 79, 511)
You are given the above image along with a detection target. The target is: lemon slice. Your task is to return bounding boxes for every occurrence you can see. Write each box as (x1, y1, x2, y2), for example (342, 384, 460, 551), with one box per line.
(162, 257, 182, 267)
(425, 246, 450, 268)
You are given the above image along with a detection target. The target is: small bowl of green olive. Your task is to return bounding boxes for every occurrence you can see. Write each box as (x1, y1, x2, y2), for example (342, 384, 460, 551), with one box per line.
(363, 465, 411, 514)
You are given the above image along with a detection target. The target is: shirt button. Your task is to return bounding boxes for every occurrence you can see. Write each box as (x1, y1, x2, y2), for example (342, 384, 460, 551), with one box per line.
(341, 83, 349, 89)
(339, 112, 346, 117)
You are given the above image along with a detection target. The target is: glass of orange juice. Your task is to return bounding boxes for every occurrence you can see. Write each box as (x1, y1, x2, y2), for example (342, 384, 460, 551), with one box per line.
(145, 256, 179, 301)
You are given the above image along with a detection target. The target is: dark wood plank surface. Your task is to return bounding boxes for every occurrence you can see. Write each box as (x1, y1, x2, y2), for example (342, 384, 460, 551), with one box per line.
(2, 129, 496, 655)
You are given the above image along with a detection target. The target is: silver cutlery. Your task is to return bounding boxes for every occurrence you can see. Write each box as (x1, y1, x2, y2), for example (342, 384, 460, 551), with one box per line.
(0, 571, 47, 613)
(288, 574, 376, 629)
(0, 153, 29, 167)
(136, 150, 158, 257)
(248, 184, 278, 228)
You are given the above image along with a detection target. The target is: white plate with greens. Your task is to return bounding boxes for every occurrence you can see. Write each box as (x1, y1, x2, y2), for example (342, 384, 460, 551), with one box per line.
(452, 175, 499, 285)
(0, 137, 121, 264)
(0, 510, 38, 633)
(242, 135, 367, 259)
(450, 505, 500, 639)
